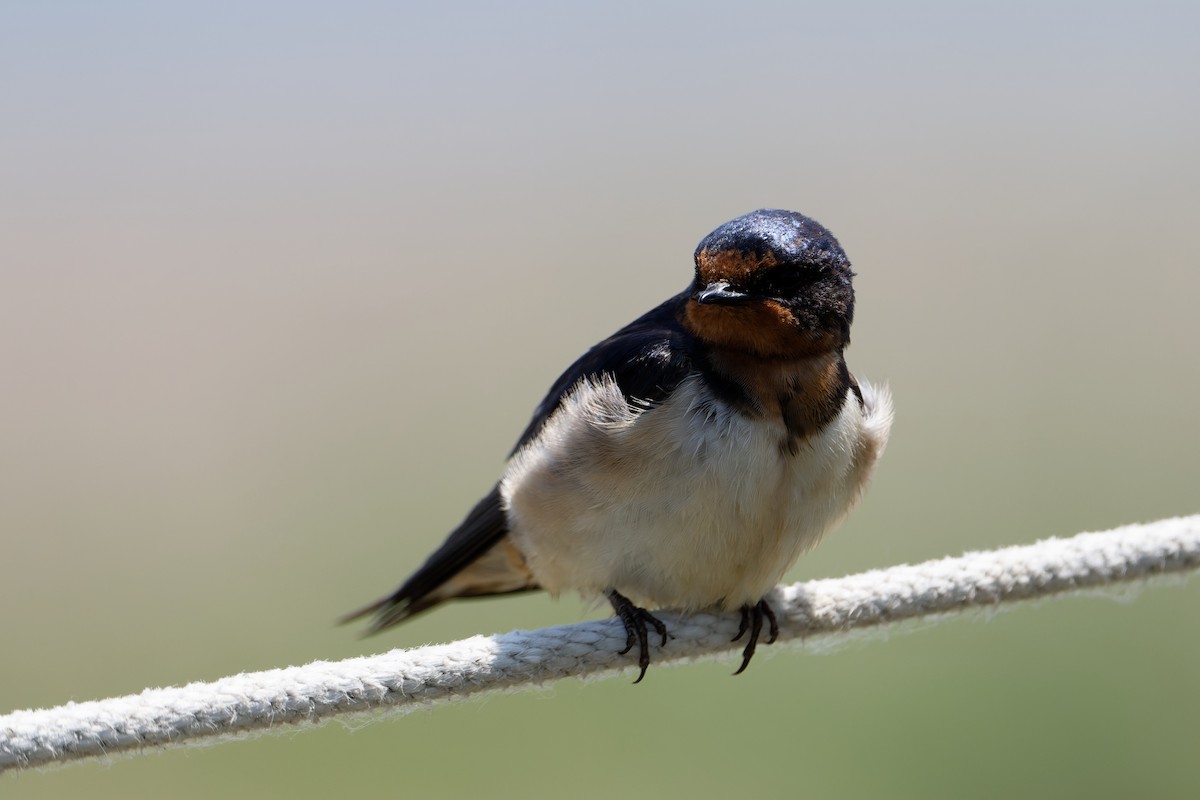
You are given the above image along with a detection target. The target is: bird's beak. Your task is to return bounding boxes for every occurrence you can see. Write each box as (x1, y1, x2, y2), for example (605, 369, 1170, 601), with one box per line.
(694, 281, 754, 306)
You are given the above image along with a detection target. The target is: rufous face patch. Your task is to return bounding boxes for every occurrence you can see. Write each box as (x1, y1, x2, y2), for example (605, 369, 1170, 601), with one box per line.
(682, 298, 836, 359)
(695, 247, 779, 287)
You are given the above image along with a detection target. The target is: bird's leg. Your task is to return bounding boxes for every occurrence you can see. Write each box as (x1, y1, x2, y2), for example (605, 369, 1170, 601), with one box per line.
(731, 598, 779, 675)
(607, 590, 668, 684)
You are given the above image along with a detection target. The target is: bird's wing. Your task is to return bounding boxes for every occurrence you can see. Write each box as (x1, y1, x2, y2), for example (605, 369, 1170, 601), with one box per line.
(342, 484, 541, 630)
(510, 292, 696, 454)
(345, 292, 697, 631)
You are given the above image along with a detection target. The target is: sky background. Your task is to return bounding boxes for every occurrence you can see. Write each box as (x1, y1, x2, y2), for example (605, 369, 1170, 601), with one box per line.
(2, 2, 1198, 798)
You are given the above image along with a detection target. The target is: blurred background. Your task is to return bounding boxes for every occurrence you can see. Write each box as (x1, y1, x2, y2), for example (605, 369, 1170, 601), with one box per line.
(2, 1, 1197, 797)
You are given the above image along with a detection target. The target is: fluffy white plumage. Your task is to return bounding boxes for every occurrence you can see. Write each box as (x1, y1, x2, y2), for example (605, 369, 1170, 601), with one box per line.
(502, 374, 893, 610)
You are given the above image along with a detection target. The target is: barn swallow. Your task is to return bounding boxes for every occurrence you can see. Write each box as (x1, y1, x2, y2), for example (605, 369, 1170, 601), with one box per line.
(344, 209, 893, 681)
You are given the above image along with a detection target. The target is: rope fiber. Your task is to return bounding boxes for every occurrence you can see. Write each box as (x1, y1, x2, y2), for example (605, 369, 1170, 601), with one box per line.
(3, 515, 1198, 773)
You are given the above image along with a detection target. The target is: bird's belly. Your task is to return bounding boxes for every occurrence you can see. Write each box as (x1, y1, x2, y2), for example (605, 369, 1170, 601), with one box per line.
(501, 376, 873, 610)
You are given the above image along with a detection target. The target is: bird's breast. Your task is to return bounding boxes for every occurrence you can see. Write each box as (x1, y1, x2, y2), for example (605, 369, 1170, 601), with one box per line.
(501, 372, 891, 610)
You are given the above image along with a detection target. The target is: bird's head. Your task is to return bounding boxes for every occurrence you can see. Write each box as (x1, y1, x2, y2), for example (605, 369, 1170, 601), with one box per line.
(683, 209, 855, 359)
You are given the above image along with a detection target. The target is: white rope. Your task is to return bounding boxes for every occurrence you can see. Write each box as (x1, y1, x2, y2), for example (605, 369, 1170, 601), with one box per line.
(3, 515, 1198, 773)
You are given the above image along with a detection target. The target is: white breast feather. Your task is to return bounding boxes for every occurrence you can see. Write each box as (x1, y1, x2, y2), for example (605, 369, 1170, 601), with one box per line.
(501, 374, 893, 610)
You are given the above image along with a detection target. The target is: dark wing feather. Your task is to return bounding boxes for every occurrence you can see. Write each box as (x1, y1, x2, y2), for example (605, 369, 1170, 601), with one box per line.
(341, 485, 512, 631)
(345, 291, 696, 632)
(510, 291, 695, 454)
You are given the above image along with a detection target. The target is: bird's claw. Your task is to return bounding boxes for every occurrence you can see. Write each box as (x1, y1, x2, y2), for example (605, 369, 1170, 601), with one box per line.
(732, 599, 779, 675)
(608, 590, 668, 684)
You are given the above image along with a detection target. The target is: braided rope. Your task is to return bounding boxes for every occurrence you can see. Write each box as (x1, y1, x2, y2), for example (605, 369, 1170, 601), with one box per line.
(3, 514, 1198, 773)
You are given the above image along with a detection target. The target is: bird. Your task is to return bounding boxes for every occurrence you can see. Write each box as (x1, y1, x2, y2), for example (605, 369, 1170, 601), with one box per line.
(344, 208, 893, 682)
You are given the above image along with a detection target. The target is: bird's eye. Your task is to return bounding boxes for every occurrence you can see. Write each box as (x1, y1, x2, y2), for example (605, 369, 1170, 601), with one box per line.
(761, 266, 815, 296)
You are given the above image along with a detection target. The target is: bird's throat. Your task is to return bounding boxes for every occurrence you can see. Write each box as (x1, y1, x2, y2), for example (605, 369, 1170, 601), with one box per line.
(701, 347, 854, 453)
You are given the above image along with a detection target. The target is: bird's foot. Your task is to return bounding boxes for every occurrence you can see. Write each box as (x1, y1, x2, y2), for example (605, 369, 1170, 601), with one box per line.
(731, 599, 779, 675)
(607, 590, 668, 684)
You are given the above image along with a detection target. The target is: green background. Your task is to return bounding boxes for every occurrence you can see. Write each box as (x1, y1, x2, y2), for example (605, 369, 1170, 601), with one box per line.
(2, 2, 1197, 798)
